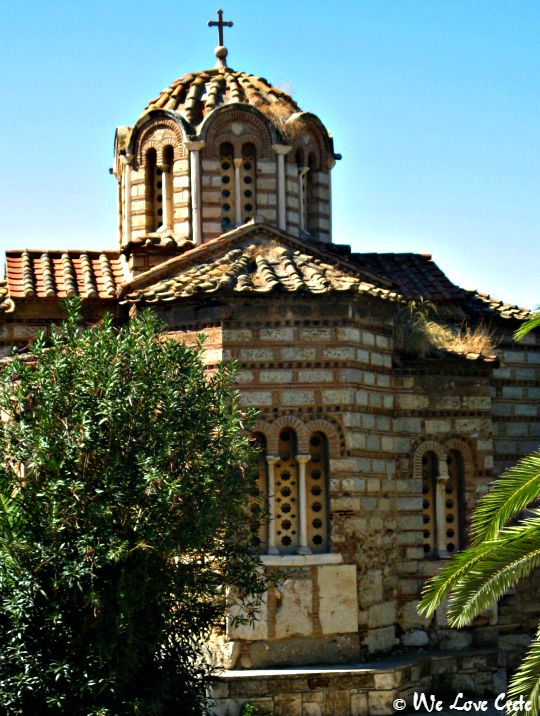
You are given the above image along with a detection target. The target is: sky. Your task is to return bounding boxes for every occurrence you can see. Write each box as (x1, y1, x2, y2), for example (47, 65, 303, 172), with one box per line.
(0, 0, 538, 308)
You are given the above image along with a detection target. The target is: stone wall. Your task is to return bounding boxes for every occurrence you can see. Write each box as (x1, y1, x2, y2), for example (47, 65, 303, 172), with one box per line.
(209, 648, 504, 716)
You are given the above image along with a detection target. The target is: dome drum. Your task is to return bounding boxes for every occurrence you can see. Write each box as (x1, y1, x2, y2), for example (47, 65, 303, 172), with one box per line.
(115, 67, 336, 256)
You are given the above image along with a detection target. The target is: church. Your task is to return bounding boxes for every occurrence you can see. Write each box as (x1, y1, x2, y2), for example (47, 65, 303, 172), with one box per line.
(1, 12, 540, 716)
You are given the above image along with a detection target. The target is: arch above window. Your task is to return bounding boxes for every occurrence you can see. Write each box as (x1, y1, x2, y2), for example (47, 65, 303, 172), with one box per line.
(251, 418, 336, 557)
(413, 440, 466, 558)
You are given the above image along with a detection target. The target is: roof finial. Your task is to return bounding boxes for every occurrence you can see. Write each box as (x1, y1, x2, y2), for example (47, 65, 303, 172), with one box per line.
(208, 9, 233, 69)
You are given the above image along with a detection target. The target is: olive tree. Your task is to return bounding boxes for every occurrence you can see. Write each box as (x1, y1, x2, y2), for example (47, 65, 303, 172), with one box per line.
(0, 301, 265, 715)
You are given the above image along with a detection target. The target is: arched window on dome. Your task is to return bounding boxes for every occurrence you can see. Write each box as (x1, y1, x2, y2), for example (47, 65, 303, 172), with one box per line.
(296, 149, 309, 235)
(240, 143, 257, 223)
(220, 142, 235, 232)
(306, 152, 317, 237)
(145, 147, 158, 232)
(161, 145, 174, 230)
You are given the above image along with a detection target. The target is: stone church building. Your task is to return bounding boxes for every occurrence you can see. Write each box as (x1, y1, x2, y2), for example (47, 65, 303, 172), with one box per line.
(1, 17, 539, 716)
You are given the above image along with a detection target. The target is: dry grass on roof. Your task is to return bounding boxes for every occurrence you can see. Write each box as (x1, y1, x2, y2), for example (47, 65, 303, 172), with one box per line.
(425, 321, 495, 356)
(394, 299, 495, 358)
(256, 100, 306, 141)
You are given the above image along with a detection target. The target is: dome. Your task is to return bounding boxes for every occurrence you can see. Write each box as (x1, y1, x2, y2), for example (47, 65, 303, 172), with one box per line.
(145, 67, 300, 128)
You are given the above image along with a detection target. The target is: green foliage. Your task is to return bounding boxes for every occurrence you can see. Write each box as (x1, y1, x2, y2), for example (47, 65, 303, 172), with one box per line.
(419, 450, 540, 709)
(0, 299, 266, 715)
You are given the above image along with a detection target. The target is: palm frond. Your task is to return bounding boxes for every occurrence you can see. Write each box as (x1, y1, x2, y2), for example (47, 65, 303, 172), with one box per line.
(507, 622, 540, 715)
(514, 309, 540, 342)
(446, 519, 540, 627)
(470, 450, 540, 544)
(418, 539, 503, 618)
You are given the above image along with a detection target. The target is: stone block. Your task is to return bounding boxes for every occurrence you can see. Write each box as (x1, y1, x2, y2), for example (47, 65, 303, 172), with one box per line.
(397, 394, 429, 410)
(282, 390, 315, 406)
(317, 564, 358, 635)
(322, 690, 350, 716)
(302, 704, 322, 716)
(259, 326, 295, 341)
(368, 689, 396, 715)
(281, 346, 316, 361)
(227, 591, 268, 641)
(300, 327, 332, 342)
(322, 388, 355, 405)
(402, 629, 429, 647)
(366, 626, 395, 654)
(440, 630, 473, 649)
(239, 391, 273, 407)
(260, 370, 293, 383)
(351, 692, 368, 716)
(368, 601, 396, 628)
(298, 369, 334, 383)
(274, 694, 302, 716)
(274, 578, 313, 639)
(239, 348, 275, 361)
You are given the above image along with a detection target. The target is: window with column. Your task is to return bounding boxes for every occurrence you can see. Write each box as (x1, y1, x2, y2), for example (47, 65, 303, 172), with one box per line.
(220, 141, 257, 232)
(260, 427, 330, 556)
(419, 444, 464, 558)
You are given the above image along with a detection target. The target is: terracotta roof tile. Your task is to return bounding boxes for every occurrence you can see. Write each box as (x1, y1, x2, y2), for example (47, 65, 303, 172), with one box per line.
(465, 291, 531, 321)
(5, 250, 124, 300)
(146, 67, 300, 126)
(346, 251, 467, 302)
(122, 241, 401, 305)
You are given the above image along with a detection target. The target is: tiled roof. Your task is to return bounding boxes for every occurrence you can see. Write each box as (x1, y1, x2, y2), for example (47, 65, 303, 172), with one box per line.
(466, 291, 531, 321)
(5, 250, 125, 300)
(122, 234, 194, 252)
(122, 238, 401, 305)
(0, 280, 14, 313)
(146, 67, 300, 126)
(348, 252, 467, 302)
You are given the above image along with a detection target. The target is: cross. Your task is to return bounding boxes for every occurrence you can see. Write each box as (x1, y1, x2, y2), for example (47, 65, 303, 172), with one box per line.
(208, 9, 233, 47)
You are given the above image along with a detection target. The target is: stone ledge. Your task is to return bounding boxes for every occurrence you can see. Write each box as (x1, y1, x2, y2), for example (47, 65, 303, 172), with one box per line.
(260, 553, 344, 567)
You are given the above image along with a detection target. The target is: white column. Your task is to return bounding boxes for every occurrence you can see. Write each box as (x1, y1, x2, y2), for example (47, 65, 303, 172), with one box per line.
(186, 140, 205, 245)
(234, 158, 243, 226)
(266, 456, 280, 555)
(435, 459, 450, 557)
(272, 144, 292, 230)
(298, 166, 309, 234)
(120, 155, 132, 246)
(157, 162, 171, 229)
(296, 454, 312, 555)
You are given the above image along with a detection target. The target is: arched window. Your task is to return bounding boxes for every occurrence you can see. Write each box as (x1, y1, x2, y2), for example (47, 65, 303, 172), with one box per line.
(306, 431, 329, 553)
(446, 450, 465, 553)
(306, 152, 317, 236)
(417, 443, 465, 558)
(145, 148, 158, 232)
(162, 145, 174, 230)
(275, 429, 300, 554)
(421, 451, 438, 557)
(220, 142, 235, 232)
(249, 433, 268, 554)
(241, 143, 256, 223)
(253, 423, 333, 557)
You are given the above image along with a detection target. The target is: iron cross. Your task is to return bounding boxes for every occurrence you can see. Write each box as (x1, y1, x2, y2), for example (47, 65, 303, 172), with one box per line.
(208, 9, 233, 47)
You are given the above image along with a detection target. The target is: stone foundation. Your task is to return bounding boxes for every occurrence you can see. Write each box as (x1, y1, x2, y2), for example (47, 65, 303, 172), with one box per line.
(208, 648, 504, 716)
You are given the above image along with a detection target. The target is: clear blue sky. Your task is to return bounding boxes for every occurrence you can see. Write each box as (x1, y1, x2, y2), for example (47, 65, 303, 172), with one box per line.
(0, 0, 538, 308)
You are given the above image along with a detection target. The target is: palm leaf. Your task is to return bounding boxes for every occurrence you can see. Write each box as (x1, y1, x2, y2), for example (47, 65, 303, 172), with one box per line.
(470, 451, 540, 544)
(507, 622, 540, 716)
(514, 309, 540, 342)
(418, 539, 503, 618)
(445, 519, 540, 626)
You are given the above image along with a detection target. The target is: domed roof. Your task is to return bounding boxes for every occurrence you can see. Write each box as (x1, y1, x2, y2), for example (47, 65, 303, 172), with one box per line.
(145, 67, 301, 127)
